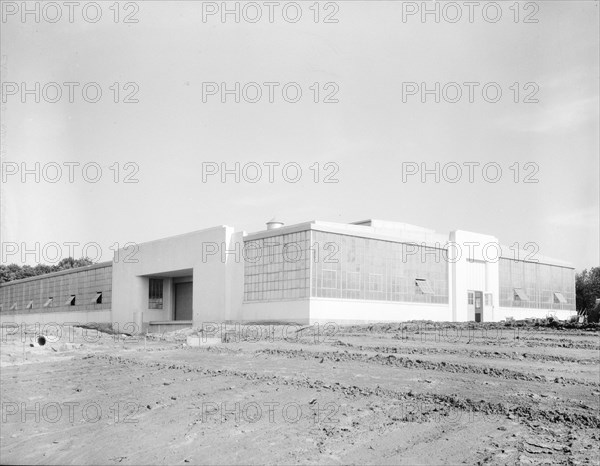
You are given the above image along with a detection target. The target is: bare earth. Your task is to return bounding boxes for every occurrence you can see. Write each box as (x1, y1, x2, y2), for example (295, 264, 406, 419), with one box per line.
(1, 323, 599, 465)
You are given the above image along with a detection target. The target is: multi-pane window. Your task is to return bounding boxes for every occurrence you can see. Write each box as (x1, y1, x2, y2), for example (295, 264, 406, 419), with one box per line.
(415, 278, 435, 295)
(243, 231, 311, 301)
(149, 279, 164, 309)
(0, 264, 112, 314)
(311, 231, 449, 303)
(484, 293, 492, 306)
(499, 258, 575, 310)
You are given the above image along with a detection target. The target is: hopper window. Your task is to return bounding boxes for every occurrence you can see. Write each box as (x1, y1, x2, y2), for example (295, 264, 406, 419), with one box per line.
(513, 288, 529, 301)
(553, 292, 567, 304)
(92, 292, 103, 304)
(415, 278, 435, 295)
(43, 297, 53, 308)
(66, 295, 76, 306)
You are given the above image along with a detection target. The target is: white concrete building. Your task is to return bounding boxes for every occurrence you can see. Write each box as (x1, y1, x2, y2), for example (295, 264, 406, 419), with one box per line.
(1, 219, 577, 329)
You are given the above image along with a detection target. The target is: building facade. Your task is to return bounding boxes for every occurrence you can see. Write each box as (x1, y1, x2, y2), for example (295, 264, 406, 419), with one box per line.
(0, 219, 576, 328)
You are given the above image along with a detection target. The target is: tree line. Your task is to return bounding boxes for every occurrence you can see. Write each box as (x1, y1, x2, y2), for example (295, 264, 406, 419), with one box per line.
(0, 258, 94, 284)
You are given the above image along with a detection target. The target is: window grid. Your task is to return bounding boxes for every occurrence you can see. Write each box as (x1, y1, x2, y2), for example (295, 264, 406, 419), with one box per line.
(244, 231, 311, 302)
(311, 231, 449, 304)
(498, 258, 575, 310)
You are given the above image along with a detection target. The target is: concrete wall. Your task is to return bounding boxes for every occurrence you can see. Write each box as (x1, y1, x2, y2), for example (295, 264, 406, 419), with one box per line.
(495, 306, 577, 322)
(111, 225, 241, 327)
(308, 298, 450, 324)
(240, 299, 310, 324)
(0, 310, 111, 325)
(450, 230, 500, 322)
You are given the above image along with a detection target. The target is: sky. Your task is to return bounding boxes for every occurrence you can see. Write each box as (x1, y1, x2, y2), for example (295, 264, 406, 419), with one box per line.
(0, 0, 598, 271)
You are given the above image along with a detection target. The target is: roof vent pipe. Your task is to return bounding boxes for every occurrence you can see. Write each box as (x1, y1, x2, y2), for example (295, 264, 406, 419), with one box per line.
(266, 218, 284, 230)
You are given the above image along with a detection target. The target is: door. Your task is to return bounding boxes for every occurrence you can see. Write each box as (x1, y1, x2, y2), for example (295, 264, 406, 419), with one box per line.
(467, 291, 475, 321)
(474, 291, 483, 322)
(175, 282, 193, 320)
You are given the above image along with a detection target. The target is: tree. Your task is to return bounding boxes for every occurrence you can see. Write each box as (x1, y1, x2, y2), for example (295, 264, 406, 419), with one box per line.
(576, 267, 600, 322)
(0, 257, 95, 284)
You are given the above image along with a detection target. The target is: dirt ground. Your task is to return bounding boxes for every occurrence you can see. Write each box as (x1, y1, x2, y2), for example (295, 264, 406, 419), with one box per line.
(1, 322, 599, 465)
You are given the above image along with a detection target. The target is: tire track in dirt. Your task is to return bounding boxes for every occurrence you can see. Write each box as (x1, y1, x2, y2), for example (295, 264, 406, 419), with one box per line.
(253, 348, 599, 388)
(326, 341, 600, 365)
(90, 353, 600, 430)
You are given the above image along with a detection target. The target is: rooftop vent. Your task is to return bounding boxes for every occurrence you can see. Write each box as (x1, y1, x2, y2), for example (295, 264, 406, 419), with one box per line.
(266, 217, 284, 230)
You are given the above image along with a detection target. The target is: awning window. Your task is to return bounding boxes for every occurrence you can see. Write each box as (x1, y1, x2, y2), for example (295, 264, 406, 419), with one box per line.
(65, 295, 76, 306)
(553, 292, 567, 304)
(43, 298, 53, 308)
(26, 301, 33, 310)
(92, 292, 102, 304)
(415, 278, 435, 295)
(514, 288, 529, 301)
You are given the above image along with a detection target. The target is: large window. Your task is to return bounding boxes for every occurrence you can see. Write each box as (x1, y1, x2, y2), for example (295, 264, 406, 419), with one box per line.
(243, 231, 311, 302)
(499, 258, 575, 310)
(149, 279, 164, 309)
(311, 231, 449, 303)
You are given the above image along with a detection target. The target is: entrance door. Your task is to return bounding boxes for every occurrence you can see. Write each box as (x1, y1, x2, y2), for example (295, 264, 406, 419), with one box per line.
(175, 282, 193, 320)
(474, 291, 483, 322)
(467, 291, 475, 321)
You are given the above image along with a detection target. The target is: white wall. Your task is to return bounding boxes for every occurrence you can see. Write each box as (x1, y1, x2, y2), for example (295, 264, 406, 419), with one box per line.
(495, 307, 577, 321)
(0, 310, 111, 326)
(308, 298, 451, 324)
(240, 299, 310, 324)
(450, 230, 501, 322)
(111, 226, 241, 326)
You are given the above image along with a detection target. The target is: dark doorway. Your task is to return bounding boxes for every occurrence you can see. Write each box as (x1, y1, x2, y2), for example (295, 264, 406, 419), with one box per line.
(474, 290, 483, 322)
(175, 282, 193, 320)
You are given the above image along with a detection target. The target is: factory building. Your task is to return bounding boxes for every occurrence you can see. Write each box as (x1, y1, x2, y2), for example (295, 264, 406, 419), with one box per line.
(0, 219, 576, 330)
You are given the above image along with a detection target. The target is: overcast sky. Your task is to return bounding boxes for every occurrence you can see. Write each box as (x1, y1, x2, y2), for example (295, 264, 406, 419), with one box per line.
(1, 1, 598, 270)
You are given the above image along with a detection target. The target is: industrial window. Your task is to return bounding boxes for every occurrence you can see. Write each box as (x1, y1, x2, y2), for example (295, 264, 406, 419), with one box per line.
(43, 297, 53, 308)
(322, 270, 337, 289)
(368, 274, 383, 292)
(65, 295, 76, 306)
(513, 288, 529, 301)
(553, 292, 567, 304)
(415, 278, 435, 295)
(26, 301, 34, 310)
(468, 292, 474, 305)
(92, 292, 103, 304)
(345, 272, 361, 291)
(485, 293, 492, 306)
(149, 279, 164, 309)
(10, 302, 17, 310)
(391, 276, 406, 294)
